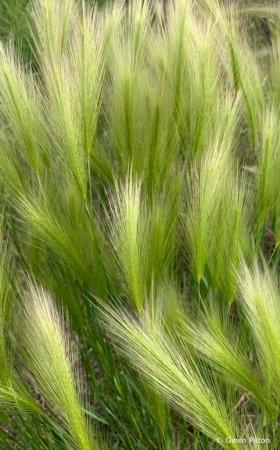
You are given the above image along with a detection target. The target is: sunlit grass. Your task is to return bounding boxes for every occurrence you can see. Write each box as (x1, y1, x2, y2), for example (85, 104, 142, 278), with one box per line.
(1, 0, 280, 449)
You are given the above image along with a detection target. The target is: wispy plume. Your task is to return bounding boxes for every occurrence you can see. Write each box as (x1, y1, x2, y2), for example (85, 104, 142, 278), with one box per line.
(18, 283, 101, 450)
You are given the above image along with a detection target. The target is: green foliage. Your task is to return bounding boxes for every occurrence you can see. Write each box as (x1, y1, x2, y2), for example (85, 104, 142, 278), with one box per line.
(1, 0, 280, 449)
(0, 1, 33, 65)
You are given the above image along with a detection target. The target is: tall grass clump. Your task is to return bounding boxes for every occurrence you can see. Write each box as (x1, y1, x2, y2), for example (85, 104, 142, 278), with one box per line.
(1, 0, 280, 448)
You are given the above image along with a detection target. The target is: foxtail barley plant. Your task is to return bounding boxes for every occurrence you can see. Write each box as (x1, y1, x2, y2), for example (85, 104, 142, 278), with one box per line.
(1, 0, 280, 449)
